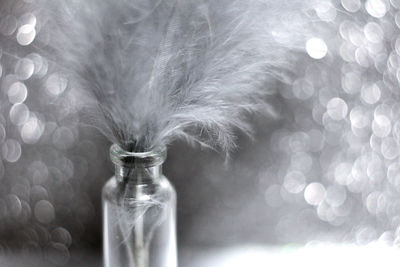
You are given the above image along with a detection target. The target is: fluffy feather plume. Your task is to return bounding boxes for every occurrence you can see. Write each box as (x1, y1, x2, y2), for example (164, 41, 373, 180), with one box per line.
(38, 0, 312, 153)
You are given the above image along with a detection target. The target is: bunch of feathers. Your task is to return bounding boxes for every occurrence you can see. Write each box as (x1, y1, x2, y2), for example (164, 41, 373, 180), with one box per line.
(36, 0, 313, 153)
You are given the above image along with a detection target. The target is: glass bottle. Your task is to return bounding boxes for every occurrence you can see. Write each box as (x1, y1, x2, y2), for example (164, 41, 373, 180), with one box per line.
(102, 144, 177, 267)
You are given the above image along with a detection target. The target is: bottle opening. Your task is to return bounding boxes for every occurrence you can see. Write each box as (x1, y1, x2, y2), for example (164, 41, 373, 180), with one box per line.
(110, 144, 167, 168)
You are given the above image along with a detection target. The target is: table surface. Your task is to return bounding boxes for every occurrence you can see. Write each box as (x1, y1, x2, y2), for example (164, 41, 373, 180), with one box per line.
(1, 244, 399, 267)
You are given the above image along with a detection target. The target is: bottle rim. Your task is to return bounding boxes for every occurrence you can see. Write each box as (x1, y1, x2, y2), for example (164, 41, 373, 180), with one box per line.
(110, 144, 167, 168)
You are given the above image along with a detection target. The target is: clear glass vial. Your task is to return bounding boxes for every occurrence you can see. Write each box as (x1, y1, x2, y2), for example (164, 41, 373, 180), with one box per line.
(103, 144, 177, 267)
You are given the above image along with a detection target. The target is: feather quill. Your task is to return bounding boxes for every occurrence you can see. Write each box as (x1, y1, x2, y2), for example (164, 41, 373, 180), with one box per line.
(38, 0, 312, 153)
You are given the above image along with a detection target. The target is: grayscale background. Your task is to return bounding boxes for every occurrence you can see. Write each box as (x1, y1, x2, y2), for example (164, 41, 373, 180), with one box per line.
(1, 0, 400, 266)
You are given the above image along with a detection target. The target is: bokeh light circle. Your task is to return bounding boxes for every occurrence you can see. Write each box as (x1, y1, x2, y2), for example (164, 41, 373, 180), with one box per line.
(306, 38, 328, 59)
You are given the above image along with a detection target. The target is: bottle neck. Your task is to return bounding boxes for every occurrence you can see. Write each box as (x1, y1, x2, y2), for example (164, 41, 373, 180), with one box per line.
(114, 164, 162, 184)
(110, 144, 167, 185)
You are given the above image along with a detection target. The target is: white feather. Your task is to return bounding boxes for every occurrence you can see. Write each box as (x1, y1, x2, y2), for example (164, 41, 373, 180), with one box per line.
(38, 0, 313, 153)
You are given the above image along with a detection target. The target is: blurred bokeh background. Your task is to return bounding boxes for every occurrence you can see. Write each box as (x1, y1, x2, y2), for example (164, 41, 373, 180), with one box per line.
(1, 0, 400, 266)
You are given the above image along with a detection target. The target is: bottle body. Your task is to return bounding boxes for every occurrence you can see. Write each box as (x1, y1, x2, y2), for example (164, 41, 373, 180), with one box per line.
(103, 175, 177, 267)
(103, 145, 177, 267)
